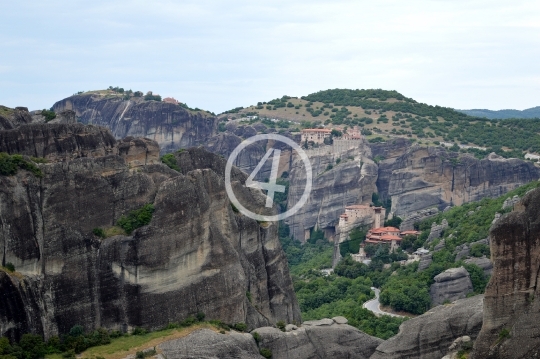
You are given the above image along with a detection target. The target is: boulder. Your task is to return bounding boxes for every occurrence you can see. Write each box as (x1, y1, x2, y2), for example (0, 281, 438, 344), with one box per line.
(370, 295, 483, 359)
(158, 329, 263, 359)
(430, 267, 474, 306)
(255, 320, 383, 359)
(417, 254, 433, 272)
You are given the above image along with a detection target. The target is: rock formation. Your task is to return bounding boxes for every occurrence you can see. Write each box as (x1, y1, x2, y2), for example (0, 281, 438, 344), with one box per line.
(383, 146, 540, 219)
(430, 267, 474, 306)
(0, 120, 300, 341)
(156, 317, 383, 359)
(52, 93, 218, 153)
(286, 144, 378, 241)
(471, 187, 540, 359)
(370, 295, 483, 359)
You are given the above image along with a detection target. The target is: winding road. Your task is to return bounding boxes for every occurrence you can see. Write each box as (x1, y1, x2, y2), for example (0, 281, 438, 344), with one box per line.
(363, 287, 406, 318)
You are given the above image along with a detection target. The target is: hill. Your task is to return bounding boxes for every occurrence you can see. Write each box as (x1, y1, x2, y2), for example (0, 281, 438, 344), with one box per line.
(458, 106, 540, 119)
(221, 89, 540, 158)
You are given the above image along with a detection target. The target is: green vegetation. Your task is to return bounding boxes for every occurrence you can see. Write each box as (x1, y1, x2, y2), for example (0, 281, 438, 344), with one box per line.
(117, 204, 155, 235)
(259, 348, 272, 358)
(0, 153, 43, 177)
(41, 109, 56, 122)
(161, 153, 180, 171)
(279, 223, 407, 339)
(4, 263, 15, 272)
(143, 91, 161, 102)
(92, 228, 106, 239)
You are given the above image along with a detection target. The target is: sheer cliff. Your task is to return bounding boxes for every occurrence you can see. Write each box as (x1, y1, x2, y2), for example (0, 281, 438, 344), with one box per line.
(471, 187, 540, 359)
(0, 114, 300, 341)
(52, 93, 218, 154)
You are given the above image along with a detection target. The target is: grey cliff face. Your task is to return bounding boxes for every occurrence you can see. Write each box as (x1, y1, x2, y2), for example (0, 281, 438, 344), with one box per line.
(52, 93, 218, 154)
(370, 295, 484, 359)
(471, 186, 540, 359)
(286, 145, 378, 241)
(383, 146, 540, 218)
(0, 122, 300, 340)
(429, 267, 474, 306)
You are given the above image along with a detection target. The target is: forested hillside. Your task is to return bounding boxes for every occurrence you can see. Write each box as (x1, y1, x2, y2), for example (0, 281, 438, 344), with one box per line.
(281, 180, 540, 334)
(221, 89, 540, 158)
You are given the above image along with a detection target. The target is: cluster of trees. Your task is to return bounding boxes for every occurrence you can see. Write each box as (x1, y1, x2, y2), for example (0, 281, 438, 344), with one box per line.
(41, 109, 56, 122)
(116, 204, 155, 235)
(161, 153, 180, 171)
(143, 91, 161, 102)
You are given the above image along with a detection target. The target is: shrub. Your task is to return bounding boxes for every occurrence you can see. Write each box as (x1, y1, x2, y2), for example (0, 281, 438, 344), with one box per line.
(233, 322, 247, 332)
(260, 348, 272, 358)
(196, 312, 206, 321)
(499, 328, 511, 340)
(161, 153, 180, 171)
(276, 321, 286, 332)
(0, 153, 43, 177)
(41, 109, 56, 122)
(4, 262, 15, 272)
(252, 331, 261, 344)
(132, 327, 147, 335)
(117, 204, 155, 235)
(93, 228, 106, 239)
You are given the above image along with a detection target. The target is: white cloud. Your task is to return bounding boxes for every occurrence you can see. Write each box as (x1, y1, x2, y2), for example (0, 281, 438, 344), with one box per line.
(0, 0, 539, 112)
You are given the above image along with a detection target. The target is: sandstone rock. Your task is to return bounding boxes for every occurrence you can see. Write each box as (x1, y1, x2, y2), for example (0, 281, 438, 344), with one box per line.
(52, 93, 217, 154)
(0, 122, 117, 162)
(0, 145, 300, 340)
(332, 316, 348, 324)
(285, 324, 297, 332)
(287, 143, 377, 241)
(370, 295, 483, 359)
(491, 212, 501, 224)
(0, 105, 33, 130)
(430, 267, 474, 306)
(471, 187, 540, 359)
(400, 208, 439, 231)
(31, 109, 77, 125)
(426, 219, 448, 244)
(502, 195, 520, 209)
(303, 318, 334, 326)
(454, 244, 470, 261)
(383, 146, 540, 219)
(433, 239, 446, 252)
(117, 136, 160, 167)
(158, 329, 263, 359)
(255, 321, 383, 359)
(417, 254, 433, 272)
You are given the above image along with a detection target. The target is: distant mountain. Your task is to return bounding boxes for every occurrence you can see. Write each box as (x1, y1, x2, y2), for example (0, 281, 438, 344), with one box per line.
(457, 106, 540, 119)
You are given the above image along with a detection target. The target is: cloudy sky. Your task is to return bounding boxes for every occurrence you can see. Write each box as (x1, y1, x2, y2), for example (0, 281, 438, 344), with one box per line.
(1, 0, 539, 113)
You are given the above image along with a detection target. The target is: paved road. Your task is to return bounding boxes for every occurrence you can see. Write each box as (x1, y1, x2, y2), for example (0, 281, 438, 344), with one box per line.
(363, 287, 406, 318)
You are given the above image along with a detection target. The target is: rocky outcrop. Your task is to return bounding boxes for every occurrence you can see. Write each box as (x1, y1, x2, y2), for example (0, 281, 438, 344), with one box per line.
(0, 127, 300, 341)
(371, 138, 411, 204)
(471, 187, 540, 359)
(430, 267, 474, 306)
(52, 93, 218, 153)
(370, 295, 483, 359)
(0, 122, 117, 162)
(426, 219, 449, 244)
(384, 146, 540, 218)
(157, 318, 383, 359)
(159, 329, 263, 359)
(501, 195, 520, 209)
(30, 109, 77, 125)
(417, 254, 433, 272)
(400, 207, 439, 231)
(0, 106, 33, 130)
(286, 143, 378, 241)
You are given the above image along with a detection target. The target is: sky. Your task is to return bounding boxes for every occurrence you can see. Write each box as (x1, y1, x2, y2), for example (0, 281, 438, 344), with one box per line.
(1, 0, 539, 114)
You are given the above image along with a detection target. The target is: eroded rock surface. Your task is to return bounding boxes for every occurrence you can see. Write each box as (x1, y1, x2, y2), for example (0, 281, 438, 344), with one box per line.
(52, 93, 217, 153)
(430, 267, 474, 306)
(0, 128, 300, 340)
(471, 187, 540, 359)
(370, 295, 483, 359)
